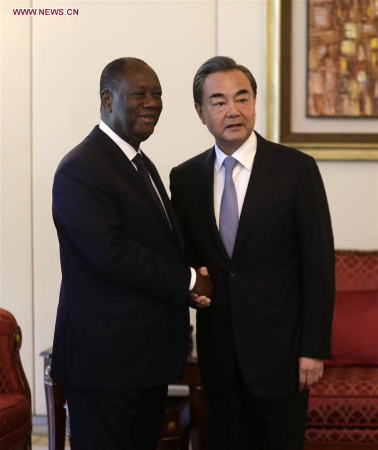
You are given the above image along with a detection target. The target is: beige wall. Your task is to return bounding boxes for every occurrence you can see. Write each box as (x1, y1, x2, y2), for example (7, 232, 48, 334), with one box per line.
(1, 0, 34, 411)
(1, 0, 377, 415)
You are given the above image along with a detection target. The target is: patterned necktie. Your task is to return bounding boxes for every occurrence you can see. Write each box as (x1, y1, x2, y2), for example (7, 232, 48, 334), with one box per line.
(132, 153, 170, 226)
(219, 156, 239, 258)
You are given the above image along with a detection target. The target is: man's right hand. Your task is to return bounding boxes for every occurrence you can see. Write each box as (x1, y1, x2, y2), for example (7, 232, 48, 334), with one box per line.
(192, 267, 213, 298)
(189, 267, 213, 308)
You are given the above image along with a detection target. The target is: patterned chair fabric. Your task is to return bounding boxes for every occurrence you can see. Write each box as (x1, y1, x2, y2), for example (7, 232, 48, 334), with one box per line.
(335, 250, 378, 292)
(0, 308, 32, 450)
(305, 250, 378, 445)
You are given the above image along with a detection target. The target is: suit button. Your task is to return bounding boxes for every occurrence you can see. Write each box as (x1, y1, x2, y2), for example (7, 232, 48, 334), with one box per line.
(230, 270, 235, 277)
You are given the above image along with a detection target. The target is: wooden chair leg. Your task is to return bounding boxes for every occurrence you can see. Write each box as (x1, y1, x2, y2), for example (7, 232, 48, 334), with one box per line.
(44, 381, 67, 450)
(180, 425, 190, 450)
(158, 397, 190, 450)
(24, 433, 32, 450)
(157, 437, 180, 450)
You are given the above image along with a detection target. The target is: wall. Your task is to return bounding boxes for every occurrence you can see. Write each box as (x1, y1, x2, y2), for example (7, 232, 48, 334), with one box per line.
(319, 161, 377, 249)
(1, 0, 34, 409)
(1, 0, 376, 415)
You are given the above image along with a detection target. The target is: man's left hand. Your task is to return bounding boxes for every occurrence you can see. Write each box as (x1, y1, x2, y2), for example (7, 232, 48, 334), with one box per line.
(189, 267, 211, 308)
(298, 357, 324, 391)
(188, 293, 211, 308)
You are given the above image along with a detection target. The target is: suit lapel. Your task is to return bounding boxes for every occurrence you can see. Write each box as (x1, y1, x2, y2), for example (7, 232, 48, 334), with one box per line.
(195, 148, 230, 263)
(90, 126, 174, 239)
(195, 135, 279, 264)
(142, 152, 184, 248)
(232, 133, 279, 260)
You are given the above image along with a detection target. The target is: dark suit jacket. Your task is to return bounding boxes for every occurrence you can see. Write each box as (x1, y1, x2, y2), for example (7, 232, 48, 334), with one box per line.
(170, 132, 335, 398)
(51, 126, 191, 391)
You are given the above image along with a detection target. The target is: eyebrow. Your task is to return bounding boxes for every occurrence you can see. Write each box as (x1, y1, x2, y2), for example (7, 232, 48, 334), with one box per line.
(235, 89, 250, 95)
(132, 86, 162, 90)
(209, 93, 225, 100)
(209, 89, 250, 100)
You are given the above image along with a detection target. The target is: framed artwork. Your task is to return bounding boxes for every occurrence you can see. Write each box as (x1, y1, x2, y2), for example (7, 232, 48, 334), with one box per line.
(307, 0, 377, 118)
(265, 0, 378, 160)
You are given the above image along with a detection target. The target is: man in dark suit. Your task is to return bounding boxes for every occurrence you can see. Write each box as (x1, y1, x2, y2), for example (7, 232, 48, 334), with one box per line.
(170, 56, 335, 450)
(51, 57, 212, 450)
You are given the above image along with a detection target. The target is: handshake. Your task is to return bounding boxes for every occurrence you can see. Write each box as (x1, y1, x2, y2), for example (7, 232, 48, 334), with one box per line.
(189, 267, 212, 309)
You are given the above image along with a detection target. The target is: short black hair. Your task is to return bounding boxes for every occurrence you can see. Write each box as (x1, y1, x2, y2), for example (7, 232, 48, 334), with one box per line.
(100, 57, 147, 95)
(193, 56, 257, 105)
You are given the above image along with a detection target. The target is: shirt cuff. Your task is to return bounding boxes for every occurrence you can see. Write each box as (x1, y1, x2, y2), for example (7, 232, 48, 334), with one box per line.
(189, 267, 196, 291)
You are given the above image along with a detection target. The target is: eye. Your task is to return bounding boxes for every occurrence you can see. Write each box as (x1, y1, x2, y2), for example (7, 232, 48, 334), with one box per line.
(238, 98, 248, 103)
(153, 91, 162, 98)
(133, 91, 144, 96)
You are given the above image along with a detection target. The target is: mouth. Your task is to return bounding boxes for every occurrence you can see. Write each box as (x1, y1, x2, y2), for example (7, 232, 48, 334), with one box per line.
(226, 123, 243, 130)
(139, 114, 157, 124)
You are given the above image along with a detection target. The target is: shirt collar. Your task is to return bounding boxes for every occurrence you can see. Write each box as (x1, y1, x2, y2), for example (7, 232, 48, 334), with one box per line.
(214, 131, 257, 174)
(99, 120, 141, 160)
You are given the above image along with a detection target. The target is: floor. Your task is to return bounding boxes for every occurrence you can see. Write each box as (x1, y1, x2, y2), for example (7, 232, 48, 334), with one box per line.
(32, 434, 70, 450)
(304, 445, 378, 450)
(31, 435, 378, 450)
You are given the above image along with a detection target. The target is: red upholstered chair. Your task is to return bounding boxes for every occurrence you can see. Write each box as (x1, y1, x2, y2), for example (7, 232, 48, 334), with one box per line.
(305, 250, 378, 446)
(0, 308, 32, 450)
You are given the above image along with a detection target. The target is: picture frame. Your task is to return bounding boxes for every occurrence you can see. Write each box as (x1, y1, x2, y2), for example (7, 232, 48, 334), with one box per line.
(265, 0, 378, 160)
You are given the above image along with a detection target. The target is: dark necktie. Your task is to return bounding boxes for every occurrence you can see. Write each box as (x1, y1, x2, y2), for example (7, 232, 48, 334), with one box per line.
(132, 153, 170, 226)
(219, 156, 239, 258)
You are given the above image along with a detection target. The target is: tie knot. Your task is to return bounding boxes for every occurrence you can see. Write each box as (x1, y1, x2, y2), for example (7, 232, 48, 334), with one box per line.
(133, 153, 146, 170)
(224, 157, 238, 174)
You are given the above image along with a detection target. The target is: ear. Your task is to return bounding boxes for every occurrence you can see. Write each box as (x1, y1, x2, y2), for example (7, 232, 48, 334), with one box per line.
(251, 95, 257, 117)
(100, 90, 113, 113)
(194, 103, 206, 125)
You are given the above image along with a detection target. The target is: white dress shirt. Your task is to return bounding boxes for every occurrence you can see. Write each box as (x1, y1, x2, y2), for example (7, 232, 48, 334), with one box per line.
(100, 120, 170, 217)
(99, 120, 196, 290)
(214, 131, 257, 228)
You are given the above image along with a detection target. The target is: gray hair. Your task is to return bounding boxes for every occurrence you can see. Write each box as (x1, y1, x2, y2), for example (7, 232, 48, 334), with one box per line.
(100, 57, 147, 95)
(193, 56, 257, 105)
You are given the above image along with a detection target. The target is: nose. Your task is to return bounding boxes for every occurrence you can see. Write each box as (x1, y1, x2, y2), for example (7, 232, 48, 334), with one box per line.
(226, 100, 239, 117)
(143, 93, 160, 110)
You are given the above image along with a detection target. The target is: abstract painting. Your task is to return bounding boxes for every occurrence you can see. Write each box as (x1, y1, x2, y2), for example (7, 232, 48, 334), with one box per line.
(307, 0, 378, 117)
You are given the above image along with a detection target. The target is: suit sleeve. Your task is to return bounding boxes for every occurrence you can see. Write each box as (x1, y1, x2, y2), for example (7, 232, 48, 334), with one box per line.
(296, 156, 335, 359)
(53, 157, 191, 305)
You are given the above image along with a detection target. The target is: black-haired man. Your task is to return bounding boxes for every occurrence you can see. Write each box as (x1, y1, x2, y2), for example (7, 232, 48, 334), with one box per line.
(170, 56, 334, 450)
(51, 57, 212, 450)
